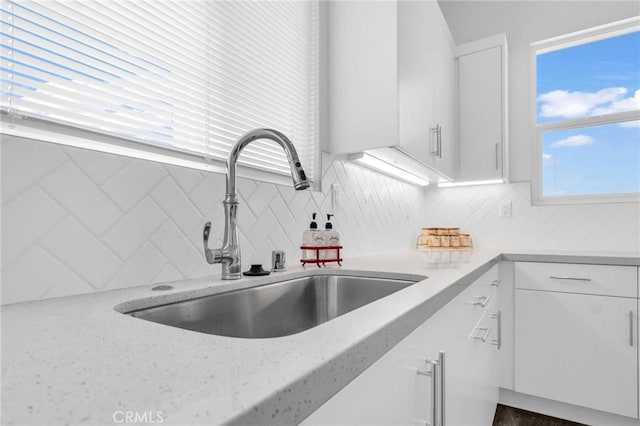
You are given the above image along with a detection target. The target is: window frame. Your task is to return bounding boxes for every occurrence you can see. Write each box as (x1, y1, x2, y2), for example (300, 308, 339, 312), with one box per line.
(530, 16, 640, 205)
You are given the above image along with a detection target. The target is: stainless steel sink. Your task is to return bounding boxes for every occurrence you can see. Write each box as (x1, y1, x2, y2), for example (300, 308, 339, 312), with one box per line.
(125, 274, 421, 338)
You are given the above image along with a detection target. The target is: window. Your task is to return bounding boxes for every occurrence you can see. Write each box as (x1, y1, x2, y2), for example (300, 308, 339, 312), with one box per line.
(0, 0, 320, 186)
(533, 17, 640, 203)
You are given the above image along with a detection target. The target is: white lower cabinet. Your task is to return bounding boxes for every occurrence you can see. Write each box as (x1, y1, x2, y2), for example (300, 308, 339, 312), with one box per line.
(514, 262, 639, 419)
(302, 266, 501, 426)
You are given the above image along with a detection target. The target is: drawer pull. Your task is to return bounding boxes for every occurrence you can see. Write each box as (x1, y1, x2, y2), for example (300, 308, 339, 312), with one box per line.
(438, 351, 445, 426)
(629, 311, 634, 347)
(470, 327, 491, 342)
(417, 359, 439, 426)
(549, 275, 592, 282)
(489, 280, 501, 287)
(471, 295, 492, 307)
(490, 311, 502, 350)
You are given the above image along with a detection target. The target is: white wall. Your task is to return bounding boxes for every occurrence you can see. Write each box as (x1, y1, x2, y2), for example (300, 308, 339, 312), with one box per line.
(439, 0, 640, 183)
(1, 136, 423, 304)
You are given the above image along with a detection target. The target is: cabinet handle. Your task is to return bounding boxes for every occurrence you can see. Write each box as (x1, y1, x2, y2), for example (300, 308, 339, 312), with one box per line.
(470, 327, 491, 342)
(437, 125, 442, 159)
(629, 311, 634, 347)
(471, 295, 492, 307)
(489, 280, 501, 287)
(549, 275, 592, 282)
(417, 359, 439, 426)
(438, 351, 445, 426)
(430, 126, 439, 155)
(495, 143, 499, 170)
(490, 311, 502, 350)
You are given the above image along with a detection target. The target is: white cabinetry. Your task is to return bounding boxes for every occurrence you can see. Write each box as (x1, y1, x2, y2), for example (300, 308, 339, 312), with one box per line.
(397, 0, 457, 177)
(327, 1, 397, 156)
(302, 265, 501, 426)
(514, 262, 639, 419)
(327, 0, 456, 178)
(456, 35, 508, 182)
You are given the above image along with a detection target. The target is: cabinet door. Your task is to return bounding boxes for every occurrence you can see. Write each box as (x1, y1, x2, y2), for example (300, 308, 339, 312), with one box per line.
(398, 0, 456, 177)
(397, 0, 436, 164)
(458, 45, 504, 181)
(303, 265, 501, 426)
(515, 290, 638, 418)
(431, 7, 457, 179)
(327, 0, 398, 154)
(301, 323, 427, 425)
(419, 265, 500, 426)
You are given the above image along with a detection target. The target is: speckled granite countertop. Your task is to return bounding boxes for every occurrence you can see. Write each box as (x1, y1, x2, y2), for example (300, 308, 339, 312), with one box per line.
(2, 249, 638, 426)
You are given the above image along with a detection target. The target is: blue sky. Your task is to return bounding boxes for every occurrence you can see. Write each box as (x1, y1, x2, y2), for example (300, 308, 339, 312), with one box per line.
(537, 30, 640, 197)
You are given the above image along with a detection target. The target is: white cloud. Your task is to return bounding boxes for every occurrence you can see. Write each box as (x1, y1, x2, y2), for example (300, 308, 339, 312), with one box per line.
(542, 153, 553, 165)
(550, 134, 594, 148)
(591, 89, 640, 116)
(538, 87, 639, 119)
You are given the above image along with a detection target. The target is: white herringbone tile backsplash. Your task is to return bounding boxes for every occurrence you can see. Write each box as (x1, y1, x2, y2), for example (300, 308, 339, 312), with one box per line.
(3, 136, 639, 304)
(423, 183, 640, 253)
(1, 136, 423, 304)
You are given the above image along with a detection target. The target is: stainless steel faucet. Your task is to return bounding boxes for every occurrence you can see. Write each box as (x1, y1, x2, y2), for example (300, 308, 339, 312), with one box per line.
(203, 128, 310, 279)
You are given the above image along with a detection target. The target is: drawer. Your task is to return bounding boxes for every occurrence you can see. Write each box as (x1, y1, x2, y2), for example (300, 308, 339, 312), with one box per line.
(515, 262, 637, 298)
(468, 303, 500, 345)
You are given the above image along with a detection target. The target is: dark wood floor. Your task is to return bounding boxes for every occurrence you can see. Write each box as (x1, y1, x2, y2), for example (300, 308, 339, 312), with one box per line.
(493, 404, 588, 426)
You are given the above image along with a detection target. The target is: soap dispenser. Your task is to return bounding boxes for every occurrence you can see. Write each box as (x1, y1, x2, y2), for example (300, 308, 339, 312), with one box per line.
(321, 214, 340, 259)
(302, 213, 323, 260)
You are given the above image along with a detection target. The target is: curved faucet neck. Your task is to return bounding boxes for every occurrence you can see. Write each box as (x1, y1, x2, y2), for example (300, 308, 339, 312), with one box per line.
(226, 128, 307, 198)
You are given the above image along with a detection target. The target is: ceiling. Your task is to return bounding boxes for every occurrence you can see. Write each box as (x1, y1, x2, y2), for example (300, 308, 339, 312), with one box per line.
(438, 1, 640, 46)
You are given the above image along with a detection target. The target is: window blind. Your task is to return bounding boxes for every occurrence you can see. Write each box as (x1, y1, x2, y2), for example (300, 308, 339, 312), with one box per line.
(1, 0, 319, 183)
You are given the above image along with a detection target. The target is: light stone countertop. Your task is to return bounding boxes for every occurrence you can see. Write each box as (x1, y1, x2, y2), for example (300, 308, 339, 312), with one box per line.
(2, 248, 639, 426)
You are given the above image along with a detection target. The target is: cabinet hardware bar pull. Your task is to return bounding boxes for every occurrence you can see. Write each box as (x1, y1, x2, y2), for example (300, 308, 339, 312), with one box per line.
(489, 280, 501, 287)
(471, 327, 491, 342)
(417, 359, 438, 426)
(437, 125, 442, 159)
(490, 311, 502, 350)
(438, 351, 445, 426)
(471, 295, 492, 307)
(430, 126, 439, 155)
(549, 275, 592, 282)
(431, 360, 439, 426)
(629, 311, 634, 347)
(495, 143, 499, 170)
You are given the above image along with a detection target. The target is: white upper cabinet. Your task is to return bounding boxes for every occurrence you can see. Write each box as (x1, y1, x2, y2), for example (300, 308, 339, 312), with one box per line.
(397, 0, 457, 178)
(456, 35, 509, 182)
(327, 0, 457, 180)
(327, 1, 398, 155)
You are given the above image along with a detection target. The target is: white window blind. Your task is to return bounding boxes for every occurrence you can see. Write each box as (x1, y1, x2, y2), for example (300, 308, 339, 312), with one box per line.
(1, 0, 320, 184)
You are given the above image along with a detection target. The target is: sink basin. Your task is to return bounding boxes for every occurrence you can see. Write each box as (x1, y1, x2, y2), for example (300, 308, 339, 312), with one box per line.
(125, 274, 421, 338)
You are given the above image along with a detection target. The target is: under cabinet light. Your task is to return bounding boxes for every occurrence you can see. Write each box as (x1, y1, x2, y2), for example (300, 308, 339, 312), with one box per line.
(348, 152, 430, 186)
(437, 179, 504, 188)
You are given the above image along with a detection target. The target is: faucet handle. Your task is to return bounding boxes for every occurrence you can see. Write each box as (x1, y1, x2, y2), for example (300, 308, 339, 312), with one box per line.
(203, 222, 211, 248)
(203, 222, 215, 264)
(203, 222, 224, 264)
